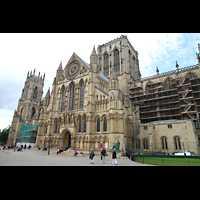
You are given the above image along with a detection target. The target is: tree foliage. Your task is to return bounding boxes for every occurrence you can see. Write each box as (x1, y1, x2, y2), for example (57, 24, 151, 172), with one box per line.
(0, 125, 10, 143)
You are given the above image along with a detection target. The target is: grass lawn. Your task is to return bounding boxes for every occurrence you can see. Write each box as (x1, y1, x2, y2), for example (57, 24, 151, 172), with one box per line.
(134, 157, 200, 166)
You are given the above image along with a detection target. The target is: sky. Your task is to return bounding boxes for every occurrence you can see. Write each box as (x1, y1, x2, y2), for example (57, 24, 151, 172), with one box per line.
(0, 33, 200, 130)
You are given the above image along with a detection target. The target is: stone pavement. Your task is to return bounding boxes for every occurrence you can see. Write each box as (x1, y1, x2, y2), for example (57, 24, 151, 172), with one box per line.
(0, 148, 153, 166)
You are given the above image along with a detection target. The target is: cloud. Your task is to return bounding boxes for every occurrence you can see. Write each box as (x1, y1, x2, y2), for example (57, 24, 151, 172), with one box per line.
(130, 33, 200, 77)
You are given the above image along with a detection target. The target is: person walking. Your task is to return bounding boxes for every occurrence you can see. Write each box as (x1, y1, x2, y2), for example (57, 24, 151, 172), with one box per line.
(89, 148, 95, 164)
(101, 147, 106, 164)
(112, 148, 117, 165)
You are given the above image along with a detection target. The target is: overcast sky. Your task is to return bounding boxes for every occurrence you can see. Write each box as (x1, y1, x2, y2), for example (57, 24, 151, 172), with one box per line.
(0, 33, 200, 130)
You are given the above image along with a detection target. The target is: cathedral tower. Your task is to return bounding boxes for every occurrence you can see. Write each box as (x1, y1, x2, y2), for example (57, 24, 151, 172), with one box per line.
(7, 70, 44, 146)
(97, 35, 141, 95)
(19, 69, 44, 123)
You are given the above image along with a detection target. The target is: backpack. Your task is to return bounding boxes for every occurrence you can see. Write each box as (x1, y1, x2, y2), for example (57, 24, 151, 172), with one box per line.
(101, 149, 106, 156)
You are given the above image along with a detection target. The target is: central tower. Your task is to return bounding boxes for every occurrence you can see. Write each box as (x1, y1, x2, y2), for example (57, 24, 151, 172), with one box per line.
(97, 35, 141, 94)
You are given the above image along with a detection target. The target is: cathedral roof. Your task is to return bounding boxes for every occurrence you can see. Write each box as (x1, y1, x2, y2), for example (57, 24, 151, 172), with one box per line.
(77, 54, 109, 83)
(99, 73, 109, 82)
(77, 55, 90, 69)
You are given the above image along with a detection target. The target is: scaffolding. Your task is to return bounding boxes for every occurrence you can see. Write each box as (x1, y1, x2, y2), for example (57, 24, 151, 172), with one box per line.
(129, 70, 200, 129)
(18, 123, 38, 143)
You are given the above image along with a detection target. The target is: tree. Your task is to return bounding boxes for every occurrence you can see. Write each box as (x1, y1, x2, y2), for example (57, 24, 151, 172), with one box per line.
(0, 125, 10, 143)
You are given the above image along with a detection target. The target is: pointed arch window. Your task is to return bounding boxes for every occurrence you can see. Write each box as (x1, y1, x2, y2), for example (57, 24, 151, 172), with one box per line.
(55, 119, 58, 133)
(45, 123, 48, 134)
(161, 136, 168, 149)
(61, 87, 65, 112)
(32, 87, 38, 100)
(79, 116, 82, 133)
(31, 107, 36, 118)
(84, 115, 86, 132)
(164, 77, 172, 90)
(143, 139, 148, 149)
(114, 49, 120, 73)
(69, 83, 76, 111)
(136, 139, 140, 149)
(79, 82, 84, 109)
(103, 117, 107, 132)
(104, 53, 109, 76)
(97, 118, 100, 132)
(174, 136, 181, 149)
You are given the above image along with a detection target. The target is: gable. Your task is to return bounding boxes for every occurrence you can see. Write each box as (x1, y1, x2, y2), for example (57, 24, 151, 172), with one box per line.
(64, 52, 89, 81)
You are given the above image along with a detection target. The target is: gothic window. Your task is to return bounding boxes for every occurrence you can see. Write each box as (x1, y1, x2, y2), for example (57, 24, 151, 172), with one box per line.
(168, 124, 172, 128)
(136, 139, 140, 149)
(55, 119, 58, 133)
(145, 82, 152, 94)
(114, 49, 120, 73)
(161, 136, 168, 149)
(143, 138, 148, 149)
(104, 53, 109, 76)
(84, 116, 86, 132)
(97, 118, 100, 132)
(61, 87, 65, 112)
(79, 82, 84, 109)
(174, 136, 181, 150)
(69, 83, 76, 111)
(79, 116, 82, 133)
(72, 85, 76, 110)
(31, 107, 36, 118)
(69, 86, 72, 111)
(45, 123, 48, 134)
(32, 87, 38, 100)
(188, 72, 197, 79)
(103, 117, 107, 132)
(164, 78, 172, 90)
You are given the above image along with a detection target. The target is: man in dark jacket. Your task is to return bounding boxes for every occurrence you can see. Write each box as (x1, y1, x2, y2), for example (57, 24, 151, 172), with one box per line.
(101, 147, 106, 164)
(112, 149, 117, 165)
(90, 148, 95, 164)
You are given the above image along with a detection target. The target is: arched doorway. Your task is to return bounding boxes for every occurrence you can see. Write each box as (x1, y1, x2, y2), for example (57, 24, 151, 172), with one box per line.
(61, 129, 71, 149)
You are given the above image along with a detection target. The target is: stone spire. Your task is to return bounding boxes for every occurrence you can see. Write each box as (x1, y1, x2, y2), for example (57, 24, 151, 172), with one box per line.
(91, 45, 97, 56)
(156, 66, 159, 75)
(56, 61, 63, 77)
(90, 45, 99, 72)
(45, 87, 50, 99)
(58, 61, 63, 70)
(176, 61, 179, 72)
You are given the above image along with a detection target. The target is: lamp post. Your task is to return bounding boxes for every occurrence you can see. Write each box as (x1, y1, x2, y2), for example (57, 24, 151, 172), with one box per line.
(48, 134, 52, 155)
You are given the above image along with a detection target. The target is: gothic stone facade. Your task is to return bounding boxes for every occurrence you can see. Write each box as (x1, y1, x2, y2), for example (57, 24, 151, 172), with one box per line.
(7, 35, 136, 153)
(7, 35, 200, 155)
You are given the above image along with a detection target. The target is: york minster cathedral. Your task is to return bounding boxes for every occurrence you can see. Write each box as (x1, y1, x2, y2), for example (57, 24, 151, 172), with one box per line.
(7, 35, 200, 155)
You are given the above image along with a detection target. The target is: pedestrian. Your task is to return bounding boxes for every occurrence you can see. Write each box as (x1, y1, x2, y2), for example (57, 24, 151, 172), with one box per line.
(74, 150, 78, 157)
(89, 148, 95, 164)
(112, 148, 117, 165)
(101, 147, 106, 164)
(24, 144, 26, 150)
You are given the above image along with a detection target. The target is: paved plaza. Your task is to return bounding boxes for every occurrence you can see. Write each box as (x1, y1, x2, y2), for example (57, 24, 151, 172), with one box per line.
(0, 148, 152, 166)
